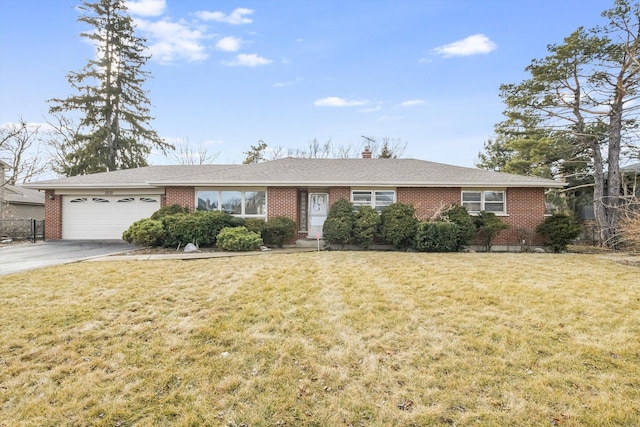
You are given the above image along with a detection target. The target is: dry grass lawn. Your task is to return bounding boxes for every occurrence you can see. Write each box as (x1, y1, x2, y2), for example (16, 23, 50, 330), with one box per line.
(1, 252, 639, 426)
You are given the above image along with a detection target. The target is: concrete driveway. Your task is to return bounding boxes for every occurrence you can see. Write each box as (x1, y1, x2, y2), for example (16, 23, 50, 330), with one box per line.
(0, 240, 137, 276)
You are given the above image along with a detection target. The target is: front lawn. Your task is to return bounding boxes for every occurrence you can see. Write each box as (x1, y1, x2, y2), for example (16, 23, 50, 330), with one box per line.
(1, 252, 638, 426)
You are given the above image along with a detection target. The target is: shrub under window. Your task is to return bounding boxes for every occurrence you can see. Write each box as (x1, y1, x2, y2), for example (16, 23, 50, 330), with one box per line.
(379, 202, 418, 249)
(216, 226, 263, 251)
(414, 221, 461, 252)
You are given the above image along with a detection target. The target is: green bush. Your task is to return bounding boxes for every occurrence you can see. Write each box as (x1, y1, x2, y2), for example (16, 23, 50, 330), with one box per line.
(245, 218, 266, 235)
(323, 217, 353, 247)
(122, 218, 166, 246)
(474, 211, 509, 252)
(262, 216, 296, 247)
(323, 198, 355, 247)
(414, 221, 461, 252)
(150, 204, 189, 220)
(536, 213, 582, 253)
(216, 226, 263, 251)
(353, 205, 380, 248)
(443, 204, 475, 248)
(379, 202, 418, 249)
(162, 210, 237, 248)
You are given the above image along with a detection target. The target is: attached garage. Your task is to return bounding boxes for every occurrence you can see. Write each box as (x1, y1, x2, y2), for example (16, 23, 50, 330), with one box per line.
(62, 195, 160, 239)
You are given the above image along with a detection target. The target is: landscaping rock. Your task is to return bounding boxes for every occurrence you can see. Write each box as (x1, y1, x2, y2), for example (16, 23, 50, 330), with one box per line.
(183, 243, 199, 253)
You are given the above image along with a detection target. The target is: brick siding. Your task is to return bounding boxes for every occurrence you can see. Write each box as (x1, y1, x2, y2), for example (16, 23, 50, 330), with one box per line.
(165, 187, 195, 210)
(267, 187, 300, 241)
(397, 187, 547, 245)
(44, 190, 62, 240)
(329, 187, 350, 203)
(397, 187, 461, 220)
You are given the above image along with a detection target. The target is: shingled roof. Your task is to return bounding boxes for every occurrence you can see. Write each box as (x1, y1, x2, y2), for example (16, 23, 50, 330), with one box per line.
(27, 158, 564, 189)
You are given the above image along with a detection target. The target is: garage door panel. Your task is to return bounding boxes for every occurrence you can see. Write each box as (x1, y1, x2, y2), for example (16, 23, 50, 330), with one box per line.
(63, 195, 160, 239)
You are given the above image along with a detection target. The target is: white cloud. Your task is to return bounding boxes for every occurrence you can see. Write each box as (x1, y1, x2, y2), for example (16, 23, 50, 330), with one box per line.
(273, 78, 302, 88)
(399, 99, 424, 107)
(314, 97, 368, 107)
(223, 53, 272, 67)
(126, 0, 166, 17)
(135, 18, 209, 63)
(216, 36, 242, 52)
(432, 34, 497, 57)
(196, 8, 254, 25)
(358, 105, 382, 113)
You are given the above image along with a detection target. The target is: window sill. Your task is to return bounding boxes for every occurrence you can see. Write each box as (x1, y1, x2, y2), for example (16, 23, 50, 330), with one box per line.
(469, 212, 509, 217)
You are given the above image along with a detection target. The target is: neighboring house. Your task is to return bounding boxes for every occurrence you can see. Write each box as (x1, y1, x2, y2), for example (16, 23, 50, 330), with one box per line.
(1, 159, 46, 220)
(575, 162, 640, 221)
(26, 151, 565, 247)
(2, 184, 45, 220)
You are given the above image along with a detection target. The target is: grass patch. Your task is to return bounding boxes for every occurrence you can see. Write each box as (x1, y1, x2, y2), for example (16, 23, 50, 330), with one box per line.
(1, 252, 639, 426)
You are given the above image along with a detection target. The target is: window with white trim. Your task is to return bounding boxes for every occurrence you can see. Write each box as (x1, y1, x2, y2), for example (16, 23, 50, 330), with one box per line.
(351, 190, 396, 212)
(462, 190, 505, 214)
(196, 190, 266, 217)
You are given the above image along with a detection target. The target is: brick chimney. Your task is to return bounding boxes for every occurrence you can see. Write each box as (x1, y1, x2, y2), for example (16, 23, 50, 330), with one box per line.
(362, 147, 372, 159)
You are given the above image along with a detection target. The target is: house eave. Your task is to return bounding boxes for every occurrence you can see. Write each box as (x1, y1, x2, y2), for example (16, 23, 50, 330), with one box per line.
(23, 183, 159, 190)
(26, 179, 566, 190)
(148, 180, 567, 188)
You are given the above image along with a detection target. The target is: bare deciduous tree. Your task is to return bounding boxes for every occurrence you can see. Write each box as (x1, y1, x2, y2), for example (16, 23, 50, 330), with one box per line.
(265, 137, 407, 160)
(171, 139, 220, 165)
(45, 114, 84, 177)
(0, 118, 49, 184)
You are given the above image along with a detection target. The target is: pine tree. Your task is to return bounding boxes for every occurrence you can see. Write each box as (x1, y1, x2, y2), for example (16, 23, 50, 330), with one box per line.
(480, 0, 640, 247)
(48, 0, 172, 175)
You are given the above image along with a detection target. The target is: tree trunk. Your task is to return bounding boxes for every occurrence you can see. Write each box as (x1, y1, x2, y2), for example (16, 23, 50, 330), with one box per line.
(589, 138, 610, 245)
(606, 98, 623, 247)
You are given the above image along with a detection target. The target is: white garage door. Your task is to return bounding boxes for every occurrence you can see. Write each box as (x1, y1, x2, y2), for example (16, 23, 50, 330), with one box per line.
(63, 195, 161, 240)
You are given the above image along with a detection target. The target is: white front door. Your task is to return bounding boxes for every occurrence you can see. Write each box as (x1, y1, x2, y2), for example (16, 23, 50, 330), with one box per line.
(308, 193, 328, 239)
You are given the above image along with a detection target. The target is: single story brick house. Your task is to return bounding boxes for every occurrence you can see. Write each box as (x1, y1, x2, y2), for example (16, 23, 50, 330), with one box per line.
(27, 152, 565, 246)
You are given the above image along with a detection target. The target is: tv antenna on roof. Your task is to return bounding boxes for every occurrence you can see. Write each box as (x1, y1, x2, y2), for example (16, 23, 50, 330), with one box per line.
(360, 135, 375, 149)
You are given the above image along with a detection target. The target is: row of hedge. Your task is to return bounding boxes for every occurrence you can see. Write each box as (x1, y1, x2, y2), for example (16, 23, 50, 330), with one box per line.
(123, 201, 582, 253)
(122, 204, 296, 251)
(322, 199, 483, 252)
(322, 199, 582, 252)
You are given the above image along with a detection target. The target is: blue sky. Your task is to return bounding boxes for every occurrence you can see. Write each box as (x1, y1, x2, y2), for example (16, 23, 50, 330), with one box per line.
(0, 0, 611, 168)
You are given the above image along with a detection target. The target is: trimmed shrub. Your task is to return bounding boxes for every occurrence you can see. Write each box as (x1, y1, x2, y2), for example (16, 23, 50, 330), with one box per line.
(443, 204, 475, 248)
(474, 211, 509, 252)
(414, 221, 461, 252)
(323, 217, 353, 247)
(536, 213, 582, 253)
(262, 216, 296, 247)
(328, 198, 355, 218)
(245, 218, 266, 235)
(216, 226, 262, 251)
(162, 210, 237, 248)
(353, 205, 380, 248)
(122, 218, 166, 246)
(379, 202, 418, 249)
(323, 198, 355, 247)
(150, 204, 189, 220)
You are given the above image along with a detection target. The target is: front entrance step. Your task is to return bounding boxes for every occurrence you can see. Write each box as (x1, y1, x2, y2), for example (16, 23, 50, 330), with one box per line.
(295, 238, 326, 248)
